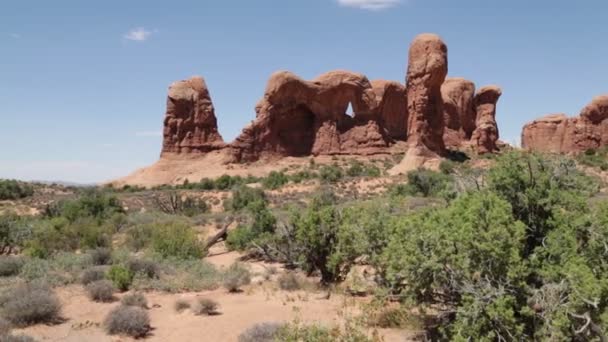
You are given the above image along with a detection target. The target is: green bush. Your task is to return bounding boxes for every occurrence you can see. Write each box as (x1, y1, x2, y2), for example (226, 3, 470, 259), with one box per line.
(107, 265, 134, 292)
(225, 185, 267, 212)
(0, 180, 34, 201)
(0, 214, 33, 255)
(346, 160, 381, 178)
(262, 171, 289, 190)
(127, 258, 158, 279)
(44, 189, 123, 223)
(125, 224, 154, 251)
(103, 305, 150, 338)
(318, 164, 343, 183)
(89, 247, 112, 266)
(577, 146, 608, 170)
(223, 263, 251, 292)
(150, 222, 204, 259)
(403, 168, 453, 197)
(80, 266, 107, 285)
(215, 174, 243, 190)
(226, 200, 276, 251)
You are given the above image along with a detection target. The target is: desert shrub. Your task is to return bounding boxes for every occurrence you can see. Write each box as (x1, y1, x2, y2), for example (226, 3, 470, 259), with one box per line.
(192, 298, 219, 315)
(174, 299, 191, 312)
(0, 257, 24, 277)
(0, 317, 11, 335)
(103, 305, 150, 338)
(262, 171, 289, 190)
(154, 192, 208, 216)
(346, 160, 381, 178)
(150, 222, 204, 259)
(289, 170, 314, 184)
(44, 189, 123, 223)
(223, 263, 251, 292)
(127, 258, 158, 279)
(0, 214, 33, 255)
(121, 293, 147, 309)
(124, 224, 154, 251)
(226, 200, 276, 251)
(214, 174, 243, 190)
(577, 146, 608, 170)
(238, 322, 284, 342)
(107, 265, 134, 292)
(80, 266, 107, 285)
(86, 280, 115, 302)
(274, 323, 333, 341)
(381, 152, 608, 340)
(277, 272, 300, 291)
(225, 185, 267, 212)
(403, 168, 453, 197)
(0, 180, 34, 201)
(89, 247, 112, 266)
(318, 164, 343, 183)
(1, 283, 61, 327)
(0, 334, 38, 342)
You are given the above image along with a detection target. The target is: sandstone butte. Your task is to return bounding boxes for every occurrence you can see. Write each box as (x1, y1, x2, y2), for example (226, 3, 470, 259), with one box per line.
(522, 95, 608, 153)
(118, 33, 508, 186)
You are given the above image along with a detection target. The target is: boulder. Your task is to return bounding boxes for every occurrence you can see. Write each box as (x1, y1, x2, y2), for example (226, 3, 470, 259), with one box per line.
(161, 76, 224, 155)
(522, 95, 608, 153)
(440, 78, 476, 148)
(471, 85, 502, 154)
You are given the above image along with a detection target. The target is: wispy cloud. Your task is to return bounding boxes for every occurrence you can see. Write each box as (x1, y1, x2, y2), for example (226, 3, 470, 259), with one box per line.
(135, 130, 162, 137)
(123, 27, 153, 42)
(337, 0, 402, 10)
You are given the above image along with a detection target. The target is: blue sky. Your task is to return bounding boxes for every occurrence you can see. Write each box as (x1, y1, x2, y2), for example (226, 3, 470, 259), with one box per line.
(1, 0, 606, 183)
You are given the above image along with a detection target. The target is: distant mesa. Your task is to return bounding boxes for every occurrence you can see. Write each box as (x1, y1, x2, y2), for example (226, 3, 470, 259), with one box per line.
(119, 33, 511, 185)
(522, 95, 608, 153)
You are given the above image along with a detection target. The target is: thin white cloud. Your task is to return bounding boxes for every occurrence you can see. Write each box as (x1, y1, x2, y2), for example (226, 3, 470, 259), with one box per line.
(337, 0, 401, 10)
(135, 130, 162, 137)
(123, 27, 152, 42)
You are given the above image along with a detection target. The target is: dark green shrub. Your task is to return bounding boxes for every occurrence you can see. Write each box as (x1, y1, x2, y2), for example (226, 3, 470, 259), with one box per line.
(125, 224, 154, 251)
(192, 298, 218, 315)
(215, 174, 242, 190)
(0, 180, 34, 200)
(0, 213, 33, 255)
(318, 164, 343, 183)
(404, 168, 452, 197)
(103, 305, 150, 338)
(1, 283, 61, 327)
(289, 170, 314, 184)
(45, 189, 123, 222)
(86, 280, 115, 302)
(262, 171, 289, 190)
(107, 265, 134, 292)
(225, 185, 266, 212)
(121, 293, 147, 309)
(150, 222, 203, 259)
(226, 201, 276, 251)
(223, 263, 251, 292)
(0, 256, 24, 277)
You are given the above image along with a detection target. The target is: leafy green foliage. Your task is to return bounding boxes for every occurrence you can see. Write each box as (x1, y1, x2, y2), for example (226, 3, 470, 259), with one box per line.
(577, 147, 608, 170)
(318, 164, 343, 183)
(0, 180, 34, 201)
(107, 265, 134, 291)
(150, 222, 204, 259)
(262, 171, 289, 190)
(45, 189, 123, 223)
(225, 185, 267, 212)
(346, 160, 381, 178)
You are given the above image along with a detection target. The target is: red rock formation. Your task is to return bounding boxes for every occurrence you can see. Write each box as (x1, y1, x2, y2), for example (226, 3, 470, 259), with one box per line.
(441, 78, 476, 148)
(471, 85, 502, 154)
(406, 33, 448, 154)
(522, 95, 608, 153)
(161, 76, 224, 155)
(230, 70, 394, 162)
(371, 80, 407, 140)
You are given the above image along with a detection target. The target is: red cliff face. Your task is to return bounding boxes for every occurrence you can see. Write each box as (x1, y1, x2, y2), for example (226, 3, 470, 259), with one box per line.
(229, 70, 394, 162)
(157, 34, 507, 166)
(161, 76, 224, 155)
(441, 78, 476, 149)
(522, 95, 608, 153)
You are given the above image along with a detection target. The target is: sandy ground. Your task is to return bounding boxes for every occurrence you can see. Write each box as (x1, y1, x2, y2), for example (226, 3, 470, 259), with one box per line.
(14, 251, 418, 342)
